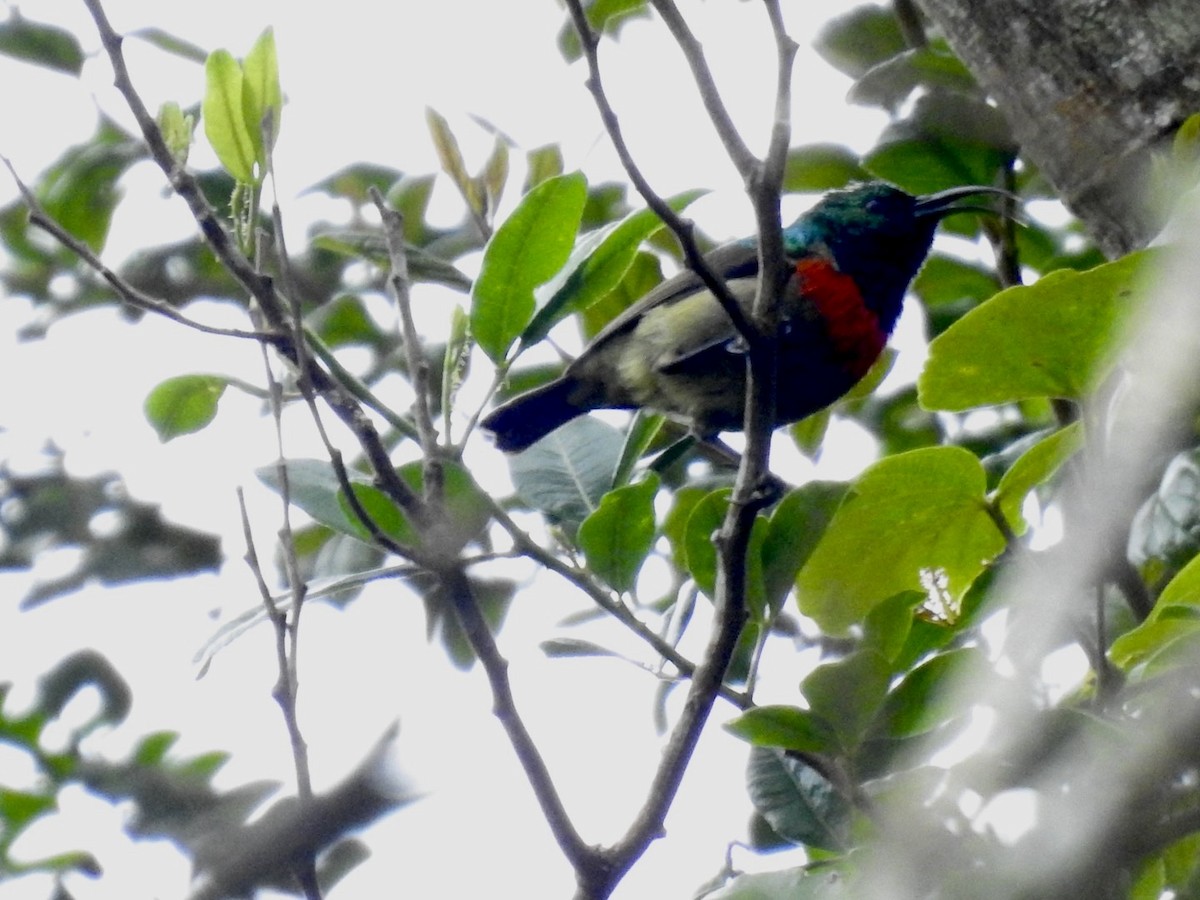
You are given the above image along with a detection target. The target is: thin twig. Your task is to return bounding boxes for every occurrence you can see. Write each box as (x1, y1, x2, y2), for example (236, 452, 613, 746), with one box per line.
(80, 0, 427, 527)
(236, 487, 321, 900)
(561, 0, 756, 343)
(3, 156, 272, 343)
(440, 567, 594, 873)
(487, 499, 751, 709)
(370, 187, 443, 500)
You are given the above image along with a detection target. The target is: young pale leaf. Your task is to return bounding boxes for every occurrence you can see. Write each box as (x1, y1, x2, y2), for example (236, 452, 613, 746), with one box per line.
(471, 171, 588, 363)
(508, 416, 624, 531)
(725, 705, 841, 755)
(157, 102, 194, 167)
(203, 49, 256, 183)
(241, 27, 282, 167)
(577, 475, 658, 593)
(144, 375, 227, 442)
(425, 107, 481, 217)
(796, 446, 1005, 632)
(921, 251, 1155, 411)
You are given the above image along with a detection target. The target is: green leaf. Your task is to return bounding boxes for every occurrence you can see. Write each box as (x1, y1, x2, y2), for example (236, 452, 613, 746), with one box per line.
(871, 647, 979, 739)
(801, 649, 891, 749)
(581, 250, 663, 339)
(761, 483, 849, 614)
(471, 172, 588, 363)
(725, 705, 840, 754)
(993, 423, 1081, 533)
(783, 143, 868, 193)
(520, 189, 705, 348)
(913, 254, 1001, 308)
(577, 475, 659, 593)
(797, 447, 1005, 632)
(610, 411, 665, 489)
(746, 747, 852, 851)
(0, 15, 84, 75)
(241, 27, 282, 166)
(144, 375, 227, 441)
(920, 251, 1155, 411)
(864, 91, 1014, 194)
(508, 416, 624, 531)
(203, 49, 257, 183)
(684, 490, 767, 615)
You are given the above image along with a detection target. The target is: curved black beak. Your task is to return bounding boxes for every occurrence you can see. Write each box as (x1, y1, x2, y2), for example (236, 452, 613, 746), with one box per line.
(915, 185, 1019, 220)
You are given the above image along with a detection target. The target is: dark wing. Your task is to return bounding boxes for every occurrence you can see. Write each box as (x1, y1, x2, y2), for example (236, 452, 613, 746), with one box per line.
(583, 238, 761, 351)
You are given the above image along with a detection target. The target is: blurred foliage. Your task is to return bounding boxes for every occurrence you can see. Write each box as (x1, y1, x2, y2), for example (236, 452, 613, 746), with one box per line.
(3, 3, 1200, 900)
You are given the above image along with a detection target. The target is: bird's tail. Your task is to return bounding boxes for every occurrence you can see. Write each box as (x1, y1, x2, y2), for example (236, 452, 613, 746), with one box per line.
(481, 377, 586, 453)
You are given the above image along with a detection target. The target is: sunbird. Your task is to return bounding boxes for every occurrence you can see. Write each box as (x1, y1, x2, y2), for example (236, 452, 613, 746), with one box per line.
(482, 181, 1006, 453)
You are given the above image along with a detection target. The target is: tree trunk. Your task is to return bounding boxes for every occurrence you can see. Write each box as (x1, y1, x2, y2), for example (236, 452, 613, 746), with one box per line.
(914, 0, 1200, 256)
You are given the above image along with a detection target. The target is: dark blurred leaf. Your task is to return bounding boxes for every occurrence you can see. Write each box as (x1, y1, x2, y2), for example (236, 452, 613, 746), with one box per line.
(38, 118, 145, 252)
(849, 47, 976, 111)
(783, 143, 869, 193)
(746, 747, 851, 851)
(813, 5, 905, 79)
(871, 647, 980, 739)
(0, 14, 84, 75)
(129, 26, 208, 63)
(1, 456, 222, 606)
(1129, 448, 1200, 597)
(864, 91, 1016, 194)
(508, 416, 624, 532)
(307, 163, 403, 205)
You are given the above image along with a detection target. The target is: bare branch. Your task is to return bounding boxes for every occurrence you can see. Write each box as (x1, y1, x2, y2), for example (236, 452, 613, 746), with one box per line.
(440, 567, 595, 873)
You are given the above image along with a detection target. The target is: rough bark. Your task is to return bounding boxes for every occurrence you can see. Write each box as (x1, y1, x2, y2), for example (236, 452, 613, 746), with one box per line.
(915, 0, 1200, 256)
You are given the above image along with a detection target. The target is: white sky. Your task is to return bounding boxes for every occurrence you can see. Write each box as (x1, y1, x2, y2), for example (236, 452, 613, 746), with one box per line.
(0, 1, 885, 897)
